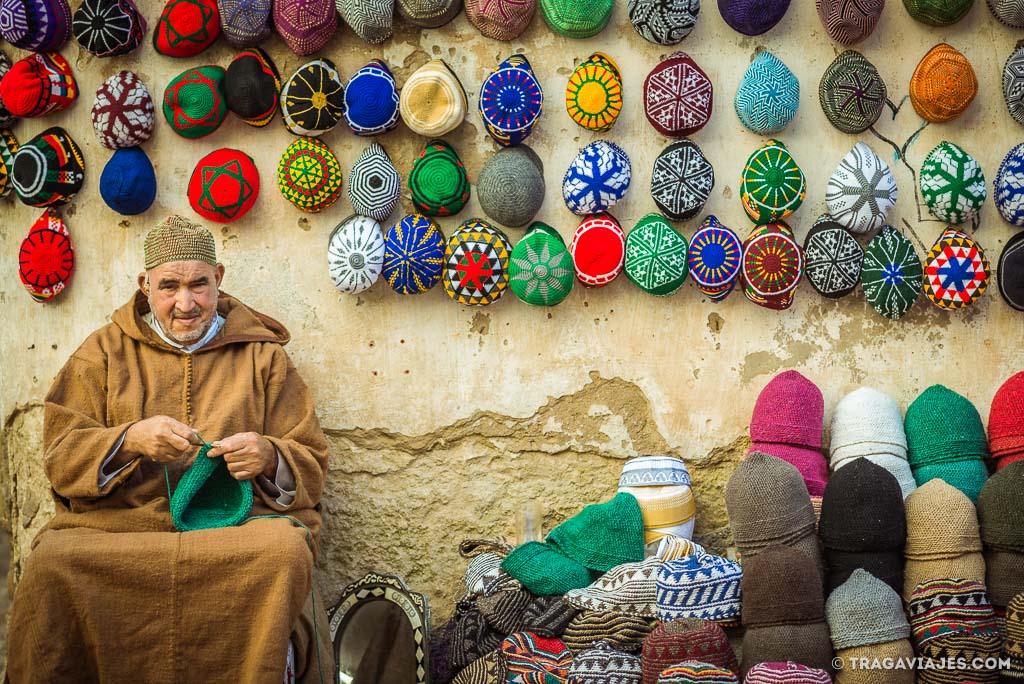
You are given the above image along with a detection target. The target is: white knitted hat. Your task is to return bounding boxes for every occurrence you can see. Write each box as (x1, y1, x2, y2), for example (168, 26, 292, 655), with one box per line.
(829, 387, 908, 465)
(834, 454, 918, 500)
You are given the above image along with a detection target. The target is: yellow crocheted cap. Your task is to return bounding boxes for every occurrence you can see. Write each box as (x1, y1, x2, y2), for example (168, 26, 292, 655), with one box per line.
(144, 215, 217, 269)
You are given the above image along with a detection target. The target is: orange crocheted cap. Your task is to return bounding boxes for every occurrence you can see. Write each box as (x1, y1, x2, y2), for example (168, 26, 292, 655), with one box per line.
(909, 43, 977, 123)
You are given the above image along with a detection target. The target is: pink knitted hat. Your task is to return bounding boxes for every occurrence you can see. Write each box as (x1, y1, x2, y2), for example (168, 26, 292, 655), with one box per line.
(749, 371, 824, 447)
(748, 442, 829, 497)
(744, 662, 832, 684)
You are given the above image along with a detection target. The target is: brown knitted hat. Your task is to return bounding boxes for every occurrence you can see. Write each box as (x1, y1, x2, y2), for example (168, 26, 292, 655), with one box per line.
(984, 549, 1024, 609)
(144, 215, 217, 269)
(978, 460, 1024, 552)
(741, 545, 826, 628)
(561, 611, 654, 653)
(740, 622, 835, 676)
(640, 619, 739, 684)
(835, 638, 915, 684)
(904, 479, 982, 560)
(902, 554, 986, 603)
(726, 452, 817, 546)
(521, 596, 579, 638)
(478, 589, 534, 635)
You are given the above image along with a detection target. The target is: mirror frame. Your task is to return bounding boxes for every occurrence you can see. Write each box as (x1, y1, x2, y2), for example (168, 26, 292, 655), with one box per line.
(329, 571, 431, 684)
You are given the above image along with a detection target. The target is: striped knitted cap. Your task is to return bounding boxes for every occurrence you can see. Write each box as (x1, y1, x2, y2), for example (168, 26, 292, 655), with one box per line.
(562, 611, 654, 653)
(725, 452, 816, 546)
(829, 387, 908, 465)
(620, 457, 691, 488)
(909, 43, 977, 123)
(539, 0, 613, 37)
(566, 52, 623, 132)
(743, 662, 832, 684)
(144, 215, 216, 269)
(977, 460, 1024, 552)
(522, 596, 580, 638)
(449, 598, 504, 671)
(649, 536, 705, 561)
(818, 458, 906, 553)
(815, 0, 882, 43)
(734, 51, 799, 136)
(547, 493, 646, 573)
(825, 569, 910, 650)
(655, 553, 742, 623)
(818, 51, 886, 134)
(908, 578, 1000, 649)
(904, 0, 971, 24)
(478, 589, 533, 635)
(501, 541, 594, 596)
(399, 59, 467, 137)
(641, 619, 738, 684)
(994, 142, 1024, 228)
(451, 649, 506, 684)
(905, 385, 989, 466)
(658, 661, 738, 684)
(566, 557, 662, 617)
(904, 479, 982, 559)
(568, 641, 642, 684)
(741, 545, 826, 628)
(718, 0, 790, 34)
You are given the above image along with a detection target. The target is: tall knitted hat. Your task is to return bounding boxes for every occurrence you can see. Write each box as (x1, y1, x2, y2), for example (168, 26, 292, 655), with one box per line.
(217, 0, 271, 45)
(224, 47, 280, 127)
(829, 387, 908, 465)
(628, 0, 700, 44)
(100, 147, 157, 216)
(73, 0, 146, 56)
(152, 0, 220, 56)
(920, 142, 987, 224)
(909, 44, 977, 123)
(546, 493, 645, 572)
(328, 216, 385, 295)
(12, 127, 84, 208)
(743, 663, 832, 684)
(977, 461, 1024, 552)
(19, 209, 74, 303)
(144, 215, 217, 269)
(658, 662, 738, 684)
(338, 0, 395, 43)
(654, 553, 743, 623)
(651, 141, 714, 221)
(0, 51, 13, 128)
(396, 0, 460, 27)
(735, 51, 799, 135)
(565, 556, 662, 617)
(162, 65, 227, 139)
(170, 443, 253, 531)
(277, 137, 344, 213)
(824, 546, 904, 596)
(999, 232, 1024, 313)
(0, 128, 20, 198)
(399, 59, 467, 137)
(409, 139, 470, 217)
(904, 0, 972, 24)
(819, 458, 906, 553)
(904, 479, 983, 559)
(741, 222, 804, 311)
(566, 53, 623, 133)
(477, 145, 545, 228)
(0, 52, 78, 118)
(989, 372, 1024, 460)
(539, 0, 613, 37)
(815, 0, 882, 42)
(443, 219, 511, 306)
(740, 140, 805, 224)
(478, 55, 543, 147)
(834, 640, 915, 684)
(906, 385, 989, 466)
(989, 0, 1024, 23)
(818, 51, 886, 134)
(91, 70, 155, 150)
(641, 619, 739, 684)
(826, 570, 910, 650)
(188, 148, 259, 223)
(501, 541, 594, 596)
(280, 58, 345, 137)
(465, 0, 535, 39)
(826, 142, 898, 234)
(861, 224, 922, 320)
(348, 143, 401, 223)
(568, 641, 642, 684)
(0, 0, 71, 50)
(1003, 594, 1024, 679)
(509, 222, 574, 307)
(1005, 47, 1024, 126)
(718, 0, 790, 34)
(802, 214, 863, 299)
(562, 611, 653, 653)
(687, 215, 742, 302)
(995, 143, 1024, 227)
(643, 52, 714, 138)
(624, 214, 690, 297)
(273, 0, 336, 55)
(571, 213, 626, 288)
(922, 229, 989, 311)
(344, 60, 400, 136)
(563, 141, 632, 215)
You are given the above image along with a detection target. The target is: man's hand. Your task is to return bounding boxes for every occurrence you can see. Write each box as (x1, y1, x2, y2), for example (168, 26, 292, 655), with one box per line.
(206, 432, 276, 481)
(122, 416, 202, 464)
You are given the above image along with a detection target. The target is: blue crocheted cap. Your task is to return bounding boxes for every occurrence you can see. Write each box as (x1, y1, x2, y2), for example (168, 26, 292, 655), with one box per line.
(382, 213, 445, 295)
(478, 54, 544, 147)
(734, 50, 800, 135)
(99, 147, 157, 216)
(344, 59, 400, 136)
(562, 140, 632, 215)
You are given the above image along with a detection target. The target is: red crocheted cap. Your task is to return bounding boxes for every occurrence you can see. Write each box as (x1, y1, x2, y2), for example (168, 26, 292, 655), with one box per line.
(187, 148, 259, 223)
(749, 370, 824, 448)
(989, 371, 1024, 455)
(152, 0, 221, 57)
(570, 213, 625, 288)
(0, 52, 77, 118)
(19, 209, 74, 303)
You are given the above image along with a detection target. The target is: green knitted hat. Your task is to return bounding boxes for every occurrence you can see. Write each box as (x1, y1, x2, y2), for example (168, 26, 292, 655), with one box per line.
(409, 139, 470, 217)
(919, 141, 987, 224)
(170, 444, 254, 532)
(509, 222, 574, 307)
(904, 0, 973, 25)
(913, 459, 989, 504)
(540, 0, 614, 37)
(500, 541, 595, 595)
(905, 385, 990, 466)
(162, 65, 227, 139)
(546, 492, 646, 572)
(624, 213, 689, 296)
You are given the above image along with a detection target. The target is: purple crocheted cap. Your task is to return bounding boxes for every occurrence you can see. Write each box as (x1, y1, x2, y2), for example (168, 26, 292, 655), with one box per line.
(718, 0, 791, 34)
(273, 0, 336, 55)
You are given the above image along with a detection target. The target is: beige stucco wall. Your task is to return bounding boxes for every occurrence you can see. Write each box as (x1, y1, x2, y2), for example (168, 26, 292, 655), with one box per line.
(2, 0, 1024, 641)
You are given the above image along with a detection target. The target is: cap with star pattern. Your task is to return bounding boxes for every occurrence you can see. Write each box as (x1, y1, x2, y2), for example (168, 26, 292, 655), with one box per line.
(625, 213, 689, 296)
(443, 218, 512, 306)
(861, 224, 923, 320)
(188, 148, 259, 223)
(280, 58, 345, 137)
(509, 222, 574, 306)
(922, 228, 989, 310)
(803, 214, 864, 299)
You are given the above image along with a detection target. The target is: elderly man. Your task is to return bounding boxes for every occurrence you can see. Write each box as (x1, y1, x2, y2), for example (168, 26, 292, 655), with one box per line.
(6, 217, 334, 683)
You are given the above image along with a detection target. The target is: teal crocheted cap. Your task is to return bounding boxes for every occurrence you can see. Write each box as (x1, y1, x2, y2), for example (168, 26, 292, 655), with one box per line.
(500, 541, 594, 595)
(905, 385, 990, 467)
(545, 492, 646, 572)
(170, 444, 254, 532)
(914, 460, 989, 504)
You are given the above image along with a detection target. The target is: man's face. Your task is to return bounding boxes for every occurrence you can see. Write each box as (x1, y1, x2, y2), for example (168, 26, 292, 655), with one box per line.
(138, 261, 225, 344)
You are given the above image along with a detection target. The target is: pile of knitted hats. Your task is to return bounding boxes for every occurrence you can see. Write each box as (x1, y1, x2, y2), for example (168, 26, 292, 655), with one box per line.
(829, 387, 917, 499)
(977, 461, 1024, 613)
(745, 371, 829, 518)
(988, 371, 1024, 470)
(905, 385, 990, 503)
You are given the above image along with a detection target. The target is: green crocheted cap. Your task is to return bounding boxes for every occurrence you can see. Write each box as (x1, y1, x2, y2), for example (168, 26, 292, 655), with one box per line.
(509, 222, 574, 307)
(919, 142, 987, 224)
(500, 541, 594, 595)
(913, 459, 989, 504)
(546, 492, 645, 572)
(540, 0, 614, 37)
(625, 213, 689, 296)
(170, 444, 254, 532)
(903, 0, 972, 25)
(905, 385, 990, 467)
(408, 139, 470, 217)
(162, 65, 227, 140)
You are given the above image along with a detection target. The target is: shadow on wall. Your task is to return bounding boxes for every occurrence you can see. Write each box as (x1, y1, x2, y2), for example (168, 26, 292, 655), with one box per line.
(1, 529, 10, 663)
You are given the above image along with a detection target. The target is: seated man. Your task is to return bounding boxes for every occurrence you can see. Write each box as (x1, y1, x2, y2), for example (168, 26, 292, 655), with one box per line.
(6, 216, 334, 683)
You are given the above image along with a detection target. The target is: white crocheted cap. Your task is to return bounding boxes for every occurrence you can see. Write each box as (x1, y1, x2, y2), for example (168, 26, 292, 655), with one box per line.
(829, 387, 908, 462)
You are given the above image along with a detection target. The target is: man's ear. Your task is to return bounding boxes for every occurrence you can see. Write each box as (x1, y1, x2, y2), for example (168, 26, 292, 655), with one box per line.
(214, 263, 225, 287)
(137, 271, 148, 293)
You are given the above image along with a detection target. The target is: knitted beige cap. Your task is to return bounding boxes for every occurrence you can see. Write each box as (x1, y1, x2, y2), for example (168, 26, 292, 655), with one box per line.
(902, 554, 986, 603)
(835, 638, 916, 684)
(144, 215, 217, 269)
(904, 479, 982, 560)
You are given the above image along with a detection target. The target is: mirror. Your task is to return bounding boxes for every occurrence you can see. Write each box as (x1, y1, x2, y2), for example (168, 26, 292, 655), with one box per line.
(329, 572, 431, 684)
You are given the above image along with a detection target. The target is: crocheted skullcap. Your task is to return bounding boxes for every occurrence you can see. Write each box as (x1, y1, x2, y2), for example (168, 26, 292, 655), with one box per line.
(651, 141, 714, 221)
(819, 51, 886, 134)
(861, 225, 922, 320)
(478, 54, 543, 147)
(217, 0, 272, 45)
(826, 569, 911, 650)
(99, 147, 157, 216)
(565, 556, 662, 617)
(641, 619, 739, 684)
(162, 65, 227, 139)
(396, 0, 460, 26)
(909, 44, 977, 123)
(995, 143, 1024, 227)
(508, 222, 574, 307)
(91, 70, 155, 150)
(655, 553, 743, 623)
(188, 148, 260, 224)
(643, 52, 713, 137)
(12, 127, 84, 208)
(465, 0, 535, 39)
(904, 0, 972, 25)
(19, 209, 74, 303)
(922, 229, 990, 311)
(442, 219, 512, 306)
(735, 50, 799, 135)
(625, 214, 690, 297)
(409, 139, 471, 217)
(0, 52, 78, 118)
(348, 143, 401, 223)
(144, 215, 216, 270)
(383, 214, 445, 296)
(328, 215, 385, 295)
(224, 47, 280, 128)
(0, 51, 14, 128)
(73, 0, 146, 56)
(568, 641, 642, 684)
(0, 128, 20, 199)
(280, 58, 345, 137)
(0, 0, 71, 50)
(273, 0, 336, 55)
(658, 662, 738, 684)
(338, 0, 395, 43)
(920, 141, 986, 224)
(718, 0, 790, 34)
(563, 611, 654, 653)
(628, 0, 700, 44)
(277, 137, 343, 213)
(152, 0, 220, 57)
(743, 662, 832, 684)
(399, 59, 467, 138)
(477, 145, 545, 229)
(687, 215, 742, 302)
(540, 0, 614, 37)
(825, 142, 898, 234)
(999, 232, 1024, 312)
(563, 141, 632, 215)
(571, 213, 626, 288)
(989, 0, 1024, 25)
(802, 214, 863, 299)
(344, 60, 400, 136)
(740, 139, 805, 224)
(816, 0, 882, 42)
(741, 222, 803, 310)
(566, 53, 623, 133)
(547, 492, 645, 572)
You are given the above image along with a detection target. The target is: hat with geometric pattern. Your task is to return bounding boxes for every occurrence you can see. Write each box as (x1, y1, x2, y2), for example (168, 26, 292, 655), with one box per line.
(818, 51, 886, 134)
(0, 0, 71, 50)
(658, 661, 739, 684)
(277, 137, 343, 213)
(280, 58, 345, 137)
(861, 224, 922, 320)
(740, 140, 805, 224)
(909, 43, 977, 124)
(224, 47, 280, 127)
(100, 146, 157, 215)
(904, 0, 972, 25)
(565, 556, 661, 617)
(383, 214, 445, 295)
(0, 128, 19, 198)
(19, 209, 74, 303)
(328, 215, 385, 295)
(540, 0, 614, 37)
(509, 222, 574, 307)
(999, 231, 1024, 311)
(625, 213, 689, 296)
(273, 0, 336, 55)
(743, 663, 831, 684)
(687, 215, 742, 302)
(741, 221, 803, 310)
(1002, 593, 1024, 679)
(348, 142, 401, 223)
(718, 0, 790, 34)
(409, 139, 471, 217)
(465, 0, 535, 39)
(566, 53, 623, 133)
(735, 50, 799, 136)
(396, 0, 459, 25)
(641, 619, 739, 684)
(995, 143, 1024, 227)
(443, 219, 511, 306)
(803, 214, 863, 299)
(816, 0, 882, 43)
(990, 0, 1024, 25)
(152, 0, 220, 57)
(216, 0, 271, 45)
(188, 148, 259, 223)
(479, 54, 544, 147)
(344, 60, 400, 136)
(12, 127, 84, 207)
(563, 140, 632, 216)
(162, 65, 227, 139)
(0, 51, 14, 128)
(337, 0, 394, 43)
(568, 641, 642, 684)
(826, 142, 898, 234)
(571, 213, 625, 288)
(0, 52, 78, 118)
(399, 59, 467, 137)
(91, 70, 154, 149)
(628, 0, 700, 45)
(643, 52, 713, 137)
(652, 141, 714, 221)
(655, 553, 743, 623)
(477, 145, 545, 228)
(1003, 47, 1024, 128)
(502, 632, 573, 683)
(922, 228, 989, 310)
(920, 141, 986, 224)
(73, 0, 146, 56)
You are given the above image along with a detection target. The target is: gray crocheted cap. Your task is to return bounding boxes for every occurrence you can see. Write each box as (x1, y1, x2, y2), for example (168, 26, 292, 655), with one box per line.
(567, 640, 642, 684)
(396, 0, 461, 26)
(825, 568, 910, 650)
(337, 0, 395, 42)
(477, 145, 545, 229)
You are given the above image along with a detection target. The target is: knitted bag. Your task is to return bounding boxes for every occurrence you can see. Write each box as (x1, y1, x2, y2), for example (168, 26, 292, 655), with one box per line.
(566, 53, 623, 132)
(818, 51, 886, 134)
(909, 43, 977, 123)
(643, 52, 714, 138)
(735, 51, 799, 135)
(477, 589, 534, 635)
(169, 443, 254, 532)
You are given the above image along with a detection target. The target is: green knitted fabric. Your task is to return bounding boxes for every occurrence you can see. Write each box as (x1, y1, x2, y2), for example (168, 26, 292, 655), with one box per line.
(914, 460, 989, 504)
(919, 142, 987, 224)
(408, 139, 470, 217)
(624, 213, 689, 296)
(546, 492, 645, 572)
(539, 0, 614, 37)
(170, 443, 254, 532)
(903, 0, 973, 25)
(500, 541, 595, 595)
(508, 222, 574, 307)
(977, 461, 1024, 550)
(905, 385, 990, 467)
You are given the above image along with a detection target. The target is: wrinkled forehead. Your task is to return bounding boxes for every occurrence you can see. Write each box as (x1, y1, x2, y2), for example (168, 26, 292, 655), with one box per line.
(147, 260, 220, 286)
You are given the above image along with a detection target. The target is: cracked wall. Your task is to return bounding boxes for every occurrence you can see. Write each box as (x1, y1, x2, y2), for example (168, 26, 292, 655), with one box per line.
(3, 0, 1024, 649)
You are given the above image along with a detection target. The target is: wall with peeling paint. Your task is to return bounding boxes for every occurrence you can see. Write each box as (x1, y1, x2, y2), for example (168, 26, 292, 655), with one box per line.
(2, 0, 1024, 644)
